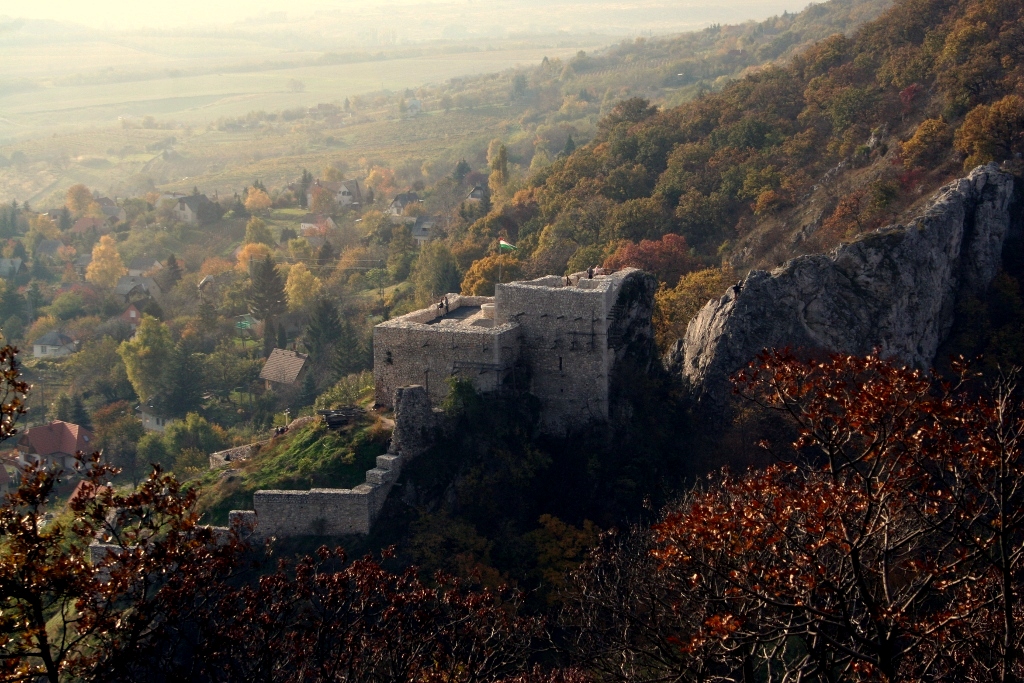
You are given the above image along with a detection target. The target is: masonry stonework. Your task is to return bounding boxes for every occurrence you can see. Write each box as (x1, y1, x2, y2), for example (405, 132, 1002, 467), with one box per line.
(218, 270, 656, 540)
(374, 268, 656, 434)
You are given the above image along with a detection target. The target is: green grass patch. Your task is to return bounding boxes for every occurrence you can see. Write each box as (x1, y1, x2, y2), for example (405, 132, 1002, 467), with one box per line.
(196, 417, 390, 525)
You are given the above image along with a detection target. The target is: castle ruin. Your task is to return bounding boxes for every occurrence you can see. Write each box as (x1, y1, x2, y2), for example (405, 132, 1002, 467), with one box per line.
(219, 268, 656, 539)
(374, 267, 656, 435)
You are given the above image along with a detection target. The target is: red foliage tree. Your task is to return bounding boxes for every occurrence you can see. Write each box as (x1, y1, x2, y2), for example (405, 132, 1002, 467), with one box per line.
(603, 233, 701, 286)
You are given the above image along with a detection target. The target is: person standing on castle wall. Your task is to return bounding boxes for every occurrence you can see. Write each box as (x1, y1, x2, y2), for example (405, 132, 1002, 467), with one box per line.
(587, 267, 594, 279)
(444, 296, 449, 315)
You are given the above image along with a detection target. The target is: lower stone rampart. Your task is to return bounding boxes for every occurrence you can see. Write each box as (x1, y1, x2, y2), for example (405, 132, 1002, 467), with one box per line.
(226, 386, 435, 538)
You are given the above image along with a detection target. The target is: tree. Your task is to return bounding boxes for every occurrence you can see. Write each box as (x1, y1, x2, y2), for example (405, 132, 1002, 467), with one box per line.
(247, 255, 287, 322)
(136, 432, 172, 471)
(900, 117, 952, 168)
(235, 242, 273, 273)
(163, 412, 225, 458)
(244, 217, 275, 247)
(488, 144, 508, 194)
(562, 134, 576, 157)
(92, 400, 146, 483)
(263, 320, 276, 358)
(616, 350, 1024, 680)
(277, 323, 288, 350)
(304, 297, 343, 368)
(412, 241, 462, 305)
(156, 344, 203, 419)
(65, 184, 93, 216)
(603, 233, 700, 286)
(310, 185, 336, 215)
(453, 159, 471, 183)
(118, 316, 175, 403)
(461, 254, 521, 296)
(85, 235, 126, 289)
(954, 95, 1024, 169)
(163, 253, 183, 289)
(298, 169, 313, 208)
(285, 262, 321, 313)
(243, 187, 272, 214)
(364, 166, 396, 201)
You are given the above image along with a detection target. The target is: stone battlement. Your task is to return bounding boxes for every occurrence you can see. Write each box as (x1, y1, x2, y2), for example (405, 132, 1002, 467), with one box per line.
(374, 268, 656, 434)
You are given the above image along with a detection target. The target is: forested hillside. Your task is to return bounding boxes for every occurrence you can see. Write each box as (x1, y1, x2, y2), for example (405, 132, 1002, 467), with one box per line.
(452, 0, 1023, 332)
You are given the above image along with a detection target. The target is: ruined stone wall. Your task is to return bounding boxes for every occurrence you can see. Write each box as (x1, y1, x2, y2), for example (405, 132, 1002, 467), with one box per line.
(494, 269, 643, 433)
(227, 386, 433, 538)
(373, 305, 518, 408)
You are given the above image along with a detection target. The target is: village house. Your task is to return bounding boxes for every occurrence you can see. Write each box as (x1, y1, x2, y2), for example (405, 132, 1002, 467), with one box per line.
(138, 400, 174, 432)
(0, 258, 22, 280)
(299, 214, 338, 233)
(33, 330, 77, 358)
(387, 192, 420, 216)
(35, 239, 64, 262)
(306, 179, 362, 208)
(260, 348, 308, 390)
(465, 185, 487, 202)
(127, 257, 163, 277)
(120, 303, 143, 332)
(16, 420, 95, 471)
(115, 275, 161, 303)
(172, 195, 212, 224)
(94, 196, 126, 223)
(409, 215, 436, 247)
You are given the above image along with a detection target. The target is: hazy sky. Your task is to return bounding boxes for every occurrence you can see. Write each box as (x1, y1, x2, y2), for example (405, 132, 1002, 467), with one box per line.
(3, 0, 809, 31)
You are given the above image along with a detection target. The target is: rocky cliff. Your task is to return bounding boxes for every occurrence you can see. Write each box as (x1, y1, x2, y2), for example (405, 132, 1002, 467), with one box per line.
(678, 163, 1018, 407)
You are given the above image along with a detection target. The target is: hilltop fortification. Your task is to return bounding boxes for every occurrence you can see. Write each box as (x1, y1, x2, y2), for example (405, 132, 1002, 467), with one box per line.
(374, 268, 657, 435)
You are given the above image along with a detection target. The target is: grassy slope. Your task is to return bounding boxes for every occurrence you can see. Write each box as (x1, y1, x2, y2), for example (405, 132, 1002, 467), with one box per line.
(195, 416, 390, 526)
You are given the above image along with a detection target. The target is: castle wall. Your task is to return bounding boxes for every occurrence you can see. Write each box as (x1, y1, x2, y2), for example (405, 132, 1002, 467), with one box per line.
(373, 297, 518, 408)
(494, 271, 634, 433)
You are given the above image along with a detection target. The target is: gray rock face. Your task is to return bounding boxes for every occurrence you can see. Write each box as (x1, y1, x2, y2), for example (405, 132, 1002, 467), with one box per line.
(681, 163, 1016, 407)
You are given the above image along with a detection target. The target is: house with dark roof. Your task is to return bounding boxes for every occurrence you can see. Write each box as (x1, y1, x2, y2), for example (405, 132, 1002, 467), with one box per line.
(387, 192, 420, 216)
(35, 239, 64, 261)
(0, 258, 22, 279)
(16, 420, 95, 471)
(466, 185, 487, 202)
(33, 331, 76, 358)
(95, 197, 126, 223)
(172, 195, 212, 224)
(260, 349, 308, 390)
(127, 257, 163, 277)
(410, 215, 436, 247)
(137, 396, 174, 432)
(115, 275, 161, 303)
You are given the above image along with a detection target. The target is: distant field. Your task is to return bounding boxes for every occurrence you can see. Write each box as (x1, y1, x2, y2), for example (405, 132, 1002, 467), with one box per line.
(0, 45, 595, 138)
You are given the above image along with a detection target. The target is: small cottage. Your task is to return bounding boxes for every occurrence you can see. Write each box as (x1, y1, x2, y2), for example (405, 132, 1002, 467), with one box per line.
(33, 331, 77, 358)
(260, 348, 308, 390)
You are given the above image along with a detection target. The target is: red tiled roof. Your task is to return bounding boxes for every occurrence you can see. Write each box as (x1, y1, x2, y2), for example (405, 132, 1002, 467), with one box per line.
(17, 421, 95, 457)
(70, 217, 108, 235)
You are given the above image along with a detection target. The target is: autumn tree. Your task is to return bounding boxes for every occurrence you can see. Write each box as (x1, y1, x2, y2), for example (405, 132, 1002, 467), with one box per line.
(310, 185, 337, 215)
(243, 187, 272, 214)
(899, 117, 952, 168)
(606, 350, 1024, 680)
(488, 143, 509, 195)
(64, 184, 93, 217)
(412, 241, 462, 305)
(603, 233, 701, 286)
(461, 254, 521, 296)
(85, 235, 126, 289)
(285, 262, 321, 312)
(955, 95, 1024, 169)
(235, 242, 273, 273)
(244, 217, 275, 247)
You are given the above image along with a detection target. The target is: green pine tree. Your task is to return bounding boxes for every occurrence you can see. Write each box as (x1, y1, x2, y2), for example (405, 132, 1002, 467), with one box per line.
(304, 298, 343, 366)
(71, 394, 91, 430)
(277, 323, 288, 350)
(247, 255, 287, 323)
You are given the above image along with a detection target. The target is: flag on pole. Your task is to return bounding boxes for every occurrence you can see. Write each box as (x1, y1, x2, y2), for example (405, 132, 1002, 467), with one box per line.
(499, 239, 517, 251)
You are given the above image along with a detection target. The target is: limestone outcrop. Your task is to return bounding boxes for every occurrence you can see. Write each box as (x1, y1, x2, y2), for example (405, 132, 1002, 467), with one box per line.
(680, 163, 1017, 407)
